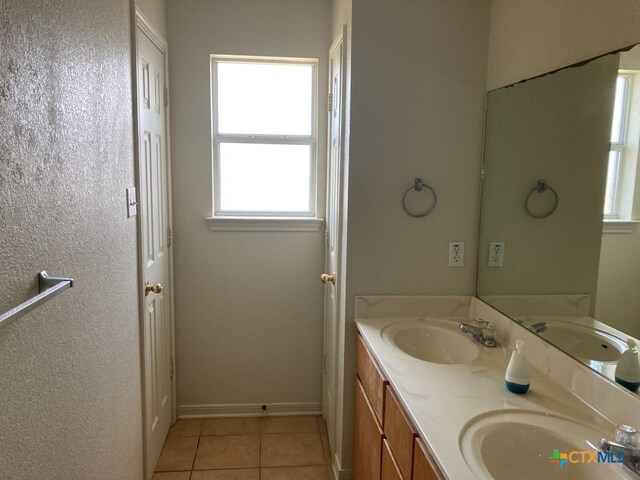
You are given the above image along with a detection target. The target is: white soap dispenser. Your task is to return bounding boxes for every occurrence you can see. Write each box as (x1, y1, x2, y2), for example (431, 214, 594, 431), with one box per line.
(615, 339, 640, 392)
(505, 339, 530, 394)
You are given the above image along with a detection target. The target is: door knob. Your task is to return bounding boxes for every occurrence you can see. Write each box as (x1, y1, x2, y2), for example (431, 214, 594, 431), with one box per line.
(144, 281, 164, 296)
(320, 273, 336, 285)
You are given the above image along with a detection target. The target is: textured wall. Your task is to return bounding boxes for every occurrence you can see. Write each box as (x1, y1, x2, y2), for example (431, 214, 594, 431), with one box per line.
(166, 0, 330, 413)
(0, 1, 143, 479)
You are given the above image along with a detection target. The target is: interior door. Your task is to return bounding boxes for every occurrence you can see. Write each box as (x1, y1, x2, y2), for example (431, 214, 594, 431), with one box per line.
(136, 24, 173, 478)
(322, 30, 345, 465)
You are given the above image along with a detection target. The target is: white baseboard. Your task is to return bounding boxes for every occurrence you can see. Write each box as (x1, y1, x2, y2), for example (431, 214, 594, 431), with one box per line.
(331, 453, 353, 480)
(177, 402, 322, 418)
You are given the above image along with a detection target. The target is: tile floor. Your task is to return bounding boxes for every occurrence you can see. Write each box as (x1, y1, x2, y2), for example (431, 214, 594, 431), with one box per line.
(152, 415, 332, 480)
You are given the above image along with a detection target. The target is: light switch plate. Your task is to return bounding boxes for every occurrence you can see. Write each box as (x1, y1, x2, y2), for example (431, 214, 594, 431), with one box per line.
(126, 187, 137, 218)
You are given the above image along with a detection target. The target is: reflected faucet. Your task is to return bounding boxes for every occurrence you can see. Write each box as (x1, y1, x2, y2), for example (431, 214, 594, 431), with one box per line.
(599, 425, 640, 474)
(459, 319, 498, 348)
(528, 322, 548, 334)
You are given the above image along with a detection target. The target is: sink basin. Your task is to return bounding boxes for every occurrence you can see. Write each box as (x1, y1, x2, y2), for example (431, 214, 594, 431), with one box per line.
(460, 410, 633, 479)
(381, 318, 480, 364)
(535, 322, 627, 362)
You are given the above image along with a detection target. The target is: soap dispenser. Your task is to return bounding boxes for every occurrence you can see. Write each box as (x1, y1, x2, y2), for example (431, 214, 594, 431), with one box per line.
(615, 339, 640, 392)
(505, 339, 530, 394)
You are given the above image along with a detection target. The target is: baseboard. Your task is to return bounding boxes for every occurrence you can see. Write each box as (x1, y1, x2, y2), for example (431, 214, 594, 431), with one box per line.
(330, 453, 353, 480)
(177, 402, 322, 418)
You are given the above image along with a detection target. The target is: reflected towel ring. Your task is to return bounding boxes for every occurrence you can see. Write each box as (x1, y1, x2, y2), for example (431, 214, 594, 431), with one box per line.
(402, 178, 437, 217)
(525, 180, 558, 219)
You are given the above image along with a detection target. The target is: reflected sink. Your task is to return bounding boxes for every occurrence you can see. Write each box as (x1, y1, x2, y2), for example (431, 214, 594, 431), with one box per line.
(381, 318, 480, 364)
(460, 410, 632, 479)
(534, 322, 627, 363)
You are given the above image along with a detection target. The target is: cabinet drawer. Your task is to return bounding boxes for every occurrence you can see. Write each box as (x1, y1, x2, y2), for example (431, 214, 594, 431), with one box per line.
(356, 334, 387, 425)
(384, 385, 417, 480)
(382, 438, 404, 480)
(413, 438, 443, 480)
(354, 378, 383, 480)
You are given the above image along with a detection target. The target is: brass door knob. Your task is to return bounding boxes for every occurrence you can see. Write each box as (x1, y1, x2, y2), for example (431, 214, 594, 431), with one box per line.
(144, 281, 164, 296)
(320, 273, 336, 285)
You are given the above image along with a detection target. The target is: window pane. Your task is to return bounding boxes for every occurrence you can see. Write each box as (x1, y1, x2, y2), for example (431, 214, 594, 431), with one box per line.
(611, 76, 627, 143)
(604, 151, 620, 215)
(217, 62, 313, 136)
(219, 143, 311, 212)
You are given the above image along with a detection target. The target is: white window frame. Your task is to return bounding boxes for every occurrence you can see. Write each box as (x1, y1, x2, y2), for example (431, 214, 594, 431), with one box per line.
(605, 74, 632, 219)
(208, 55, 321, 230)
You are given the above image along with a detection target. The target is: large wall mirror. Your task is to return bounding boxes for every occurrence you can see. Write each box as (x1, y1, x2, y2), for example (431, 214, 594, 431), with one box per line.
(477, 44, 640, 395)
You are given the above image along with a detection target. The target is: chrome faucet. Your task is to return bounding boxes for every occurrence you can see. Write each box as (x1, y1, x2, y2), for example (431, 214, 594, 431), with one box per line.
(599, 425, 640, 474)
(528, 322, 548, 333)
(459, 319, 498, 348)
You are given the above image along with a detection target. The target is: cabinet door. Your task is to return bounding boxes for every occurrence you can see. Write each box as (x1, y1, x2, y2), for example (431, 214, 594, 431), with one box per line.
(354, 378, 383, 480)
(384, 386, 417, 480)
(413, 438, 442, 480)
(356, 335, 387, 425)
(382, 439, 404, 480)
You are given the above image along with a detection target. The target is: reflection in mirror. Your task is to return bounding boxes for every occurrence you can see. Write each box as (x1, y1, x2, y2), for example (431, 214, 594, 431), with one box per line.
(477, 44, 640, 396)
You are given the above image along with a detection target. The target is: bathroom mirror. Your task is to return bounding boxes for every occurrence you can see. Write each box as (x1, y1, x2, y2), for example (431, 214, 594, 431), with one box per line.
(477, 43, 640, 395)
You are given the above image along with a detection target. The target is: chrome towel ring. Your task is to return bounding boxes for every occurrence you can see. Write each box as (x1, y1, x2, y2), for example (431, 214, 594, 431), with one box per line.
(525, 179, 558, 219)
(402, 178, 437, 218)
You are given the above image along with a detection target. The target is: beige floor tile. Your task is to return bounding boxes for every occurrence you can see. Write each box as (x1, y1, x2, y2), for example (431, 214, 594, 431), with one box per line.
(155, 436, 198, 472)
(152, 473, 191, 480)
(261, 416, 319, 434)
(261, 466, 330, 480)
(169, 418, 203, 437)
(194, 434, 260, 470)
(316, 416, 327, 434)
(191, 469, 260, 480)
(319, 426, 331, 465)
(261, 432, 325, 467)
(202, 417, 261, 436)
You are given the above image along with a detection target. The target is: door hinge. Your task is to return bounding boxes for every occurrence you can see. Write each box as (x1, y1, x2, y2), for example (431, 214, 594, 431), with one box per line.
(323, 355, 327, 375)
(170, 358, 174, 380)
(164, 86, 170, 108)
(167, 227, 173, 247)
(327, 93, 333, 113)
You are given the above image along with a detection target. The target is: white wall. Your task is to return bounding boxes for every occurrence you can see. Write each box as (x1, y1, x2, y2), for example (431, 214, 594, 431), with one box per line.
(0, 1, 143, 478)
(332, 0, 490, 472)
(166, 0, 330, 415)
(488, 0, 640, 90)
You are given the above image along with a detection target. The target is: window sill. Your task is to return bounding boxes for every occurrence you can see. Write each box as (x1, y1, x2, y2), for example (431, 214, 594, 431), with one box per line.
(603, 219, 640, 234)
(206, 216, 324, 232)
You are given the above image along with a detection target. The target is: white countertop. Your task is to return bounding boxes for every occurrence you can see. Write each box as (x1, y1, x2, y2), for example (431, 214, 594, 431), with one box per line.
(356, 316, 624, 480)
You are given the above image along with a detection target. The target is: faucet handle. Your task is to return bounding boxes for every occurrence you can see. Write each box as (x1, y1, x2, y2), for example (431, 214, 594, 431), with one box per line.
(616, 425, 640, 446)
(475, 318, 489, 328)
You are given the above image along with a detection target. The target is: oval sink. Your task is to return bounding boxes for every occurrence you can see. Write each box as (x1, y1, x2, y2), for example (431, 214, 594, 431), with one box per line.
(460, 410, 633, 479)
(536, 322, 627, 363)
(381, 318, 480, 364)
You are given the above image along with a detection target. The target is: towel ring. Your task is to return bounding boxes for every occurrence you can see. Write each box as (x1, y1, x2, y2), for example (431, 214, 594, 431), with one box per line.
(402, 178, 437, 218)
(525, 180, 558, 219)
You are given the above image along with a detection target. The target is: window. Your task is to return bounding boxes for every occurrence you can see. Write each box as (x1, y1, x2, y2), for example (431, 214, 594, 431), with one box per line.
(604, 74, 631, 217)
(210, 55, 318, 225)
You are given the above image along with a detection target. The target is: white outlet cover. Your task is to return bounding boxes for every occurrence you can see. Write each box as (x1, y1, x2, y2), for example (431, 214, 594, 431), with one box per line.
(488, 242, 504, 267)
(448, 241, 464, 267)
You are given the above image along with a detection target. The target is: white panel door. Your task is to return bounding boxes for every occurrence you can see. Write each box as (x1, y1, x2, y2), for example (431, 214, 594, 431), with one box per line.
(322, 31, 345, 467)
(137, 25, 173, 478)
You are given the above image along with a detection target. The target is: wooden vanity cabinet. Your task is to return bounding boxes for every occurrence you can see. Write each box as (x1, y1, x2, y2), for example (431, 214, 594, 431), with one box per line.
(354, 378, 383, 480)
(355, 333, 444, 480)
(382, 439, 404, 480)
(384, 385, 418, 479)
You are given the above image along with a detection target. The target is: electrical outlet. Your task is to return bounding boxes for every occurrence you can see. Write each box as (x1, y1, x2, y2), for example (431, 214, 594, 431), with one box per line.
(488, 242, 505, 267)
(448, 242, 464, 267)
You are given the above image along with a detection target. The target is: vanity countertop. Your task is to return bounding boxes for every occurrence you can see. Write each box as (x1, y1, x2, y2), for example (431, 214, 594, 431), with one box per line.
(355, 315, 629, 480)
